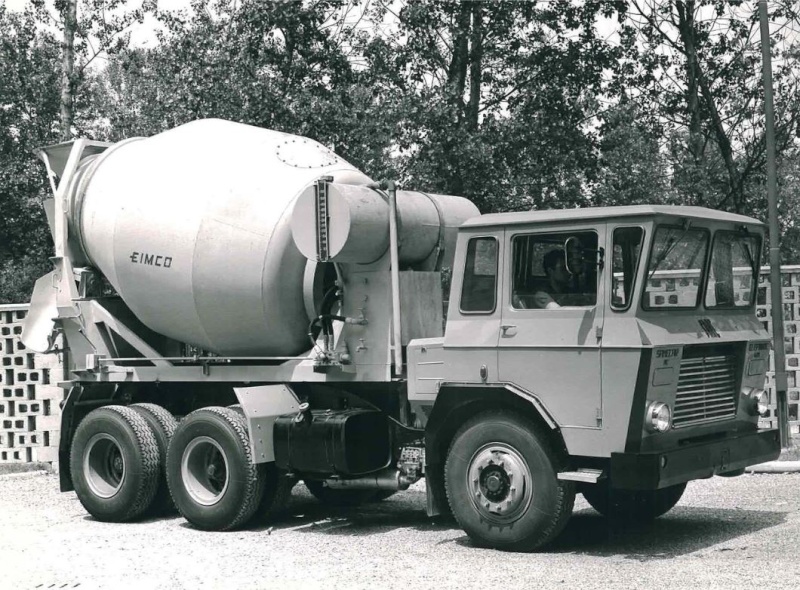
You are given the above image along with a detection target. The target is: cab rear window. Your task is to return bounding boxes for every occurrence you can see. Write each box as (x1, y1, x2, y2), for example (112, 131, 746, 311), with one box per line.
(460, 237, 498, 313)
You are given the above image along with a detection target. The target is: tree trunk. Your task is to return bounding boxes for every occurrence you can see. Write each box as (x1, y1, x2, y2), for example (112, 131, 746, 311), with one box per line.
(676, 0, 741, 211)
(447, 2, 471, 114)
(60, 0, 77, 140)
(467, 1, 483, 131)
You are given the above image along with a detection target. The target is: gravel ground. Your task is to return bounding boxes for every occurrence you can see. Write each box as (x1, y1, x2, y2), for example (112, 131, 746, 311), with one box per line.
(1, 472, 799, 590)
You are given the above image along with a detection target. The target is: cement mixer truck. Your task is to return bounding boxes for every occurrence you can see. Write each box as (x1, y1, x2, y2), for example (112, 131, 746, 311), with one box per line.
(22, 119, 780, 551)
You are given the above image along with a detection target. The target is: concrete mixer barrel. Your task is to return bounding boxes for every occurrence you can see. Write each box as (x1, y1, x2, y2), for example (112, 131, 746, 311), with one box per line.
(291, 181, 479, 266)
(63, 119, 372, 356)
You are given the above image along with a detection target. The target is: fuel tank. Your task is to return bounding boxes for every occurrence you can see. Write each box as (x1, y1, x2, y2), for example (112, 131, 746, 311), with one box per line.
(68, 119, 370, 356)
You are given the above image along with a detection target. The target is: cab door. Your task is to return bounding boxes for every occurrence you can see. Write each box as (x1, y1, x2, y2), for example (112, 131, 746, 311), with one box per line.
(442, 232, 503, 384)
(498, 225, 605, 428)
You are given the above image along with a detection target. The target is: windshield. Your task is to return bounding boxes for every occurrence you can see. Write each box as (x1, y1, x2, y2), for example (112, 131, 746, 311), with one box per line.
(643, 226, 709, 309)
(705, 231, 761, 308)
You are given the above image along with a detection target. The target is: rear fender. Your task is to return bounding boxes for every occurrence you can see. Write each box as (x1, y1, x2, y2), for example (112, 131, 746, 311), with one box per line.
(234, 384, 301, 464)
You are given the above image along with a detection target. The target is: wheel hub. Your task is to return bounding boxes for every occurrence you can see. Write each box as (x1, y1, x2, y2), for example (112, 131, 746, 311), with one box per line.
(83, 433, 126, 499)
(483, 469, 509, 498)
(467, 444, 533, 524)
(182, 436, 230, 506)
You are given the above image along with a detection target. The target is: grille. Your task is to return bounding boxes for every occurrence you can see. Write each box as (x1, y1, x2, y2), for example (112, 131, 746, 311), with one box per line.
(673, 350, 738, 428)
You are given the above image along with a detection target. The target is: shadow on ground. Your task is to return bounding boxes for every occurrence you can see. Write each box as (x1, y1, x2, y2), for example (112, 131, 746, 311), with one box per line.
(250, 488, 455, 536)
(248, 486, 787, 559)
(542, 505, 786, 559)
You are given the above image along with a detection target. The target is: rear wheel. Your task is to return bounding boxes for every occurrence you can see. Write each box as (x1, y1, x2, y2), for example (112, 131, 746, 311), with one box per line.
(254, 464, 294, 522)
(227, 403, 245, 417)
(70, 405, 160, 522)
(166, 406, 264, 531)
(444, 410, 575, 552)
(131, 403, 178, 513)
(582, 482, 687, 521)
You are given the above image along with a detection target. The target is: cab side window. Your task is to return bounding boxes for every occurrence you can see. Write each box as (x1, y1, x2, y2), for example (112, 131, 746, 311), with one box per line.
(511, 231, 598, 309)
(460, 237, 498, 313)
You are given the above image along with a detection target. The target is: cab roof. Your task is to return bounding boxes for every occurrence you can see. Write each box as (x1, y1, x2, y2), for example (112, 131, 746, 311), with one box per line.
(461, 205, 764, 229)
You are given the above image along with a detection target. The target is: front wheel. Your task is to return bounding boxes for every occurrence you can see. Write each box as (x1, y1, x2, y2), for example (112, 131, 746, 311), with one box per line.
(582, 482, 687, 521)
(444, 410, 575, 552)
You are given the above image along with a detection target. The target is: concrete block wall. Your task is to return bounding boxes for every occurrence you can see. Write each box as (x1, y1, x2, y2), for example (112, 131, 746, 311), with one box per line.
(756, 265, 800, 434)
(0, 304, 65, 465)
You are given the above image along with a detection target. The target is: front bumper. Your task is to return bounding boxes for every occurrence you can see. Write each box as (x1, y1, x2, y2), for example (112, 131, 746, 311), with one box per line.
(610, 428, 781, 490)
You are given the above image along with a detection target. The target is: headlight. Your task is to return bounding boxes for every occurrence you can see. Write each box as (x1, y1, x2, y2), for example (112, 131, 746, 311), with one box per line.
(743, 387, 769, 417)
(645, 401, 672, 433)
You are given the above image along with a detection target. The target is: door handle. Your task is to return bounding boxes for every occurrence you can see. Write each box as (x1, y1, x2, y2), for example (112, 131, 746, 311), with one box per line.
(501, 324, 517, 337)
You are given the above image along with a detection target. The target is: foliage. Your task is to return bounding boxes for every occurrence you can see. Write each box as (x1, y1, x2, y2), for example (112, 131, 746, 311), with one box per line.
(0, 254, 52, 305)
(614, 0, 800, 216)
(355, 0, 626, 212)
(29, 0, 156, 138)
(593, 103, 676, 207)
(0, 6, 59, 302)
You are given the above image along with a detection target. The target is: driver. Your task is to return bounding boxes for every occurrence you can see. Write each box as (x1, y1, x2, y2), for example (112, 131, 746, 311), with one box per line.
(532, 249, 571, 309)
(532, 246, 594, 309)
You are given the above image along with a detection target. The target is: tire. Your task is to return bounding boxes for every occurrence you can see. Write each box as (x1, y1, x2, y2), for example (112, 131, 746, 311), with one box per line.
(305, 480, 379, 507)
(225, 403, 293, 521)
(582, 482, 687, 521)
(444, 410, 575, 552)
(131, 403, 178, 513)
(69, 405, 160, 522)
(227, 404, 245, 417)
(254, 465, 294, 522)
(166, 406, 265, 531)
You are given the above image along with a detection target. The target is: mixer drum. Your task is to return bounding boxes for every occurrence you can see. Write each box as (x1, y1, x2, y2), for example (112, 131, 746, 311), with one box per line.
(71, 119, 368, 356)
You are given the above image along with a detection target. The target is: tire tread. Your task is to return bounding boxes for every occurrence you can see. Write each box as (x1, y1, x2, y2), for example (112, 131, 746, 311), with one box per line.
(131, 403, 178, 513)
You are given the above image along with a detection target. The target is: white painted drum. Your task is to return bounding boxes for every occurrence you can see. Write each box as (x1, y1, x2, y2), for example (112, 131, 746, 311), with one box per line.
(70, 119, 369, 356)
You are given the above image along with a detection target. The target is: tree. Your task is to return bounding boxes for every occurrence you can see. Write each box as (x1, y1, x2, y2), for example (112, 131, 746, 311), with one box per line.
(31, 0, 156, 139)
(614, 0, 800, 215)
(355, 0, 626, 212)
(0, 6, 61, 302)
(593, 103, 675, 207)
